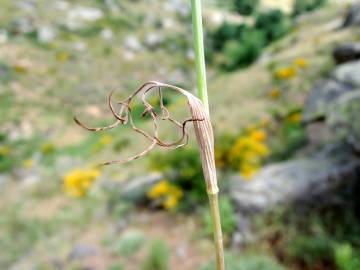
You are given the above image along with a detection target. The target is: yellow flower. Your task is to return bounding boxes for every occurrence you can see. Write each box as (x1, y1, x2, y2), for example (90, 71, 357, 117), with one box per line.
(274, 67, 297, 80)
(270, 88, 280, 99)
(240, 163, 259, 180)
(288, 112, 302, 123)
(63, 168, 100, 197)
(99, 135, 113, 145)
(229, 130, 270, 179)
(147, 180, 170, 199)
(0, 145, 10, 156)
(41, 143, 55, 154)
(56, 52, 70, 62)
(23, 159, 33, 169)
(294, 58, 308, 69)
(250, 130, 267, 142)
(147, 180, 183, 210)
(13, 64, 27, 74)
(163, 196, 179, 210)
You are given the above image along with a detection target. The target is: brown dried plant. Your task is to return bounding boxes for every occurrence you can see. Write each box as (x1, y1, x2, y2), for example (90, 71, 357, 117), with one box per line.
(74, 81, 219, 194)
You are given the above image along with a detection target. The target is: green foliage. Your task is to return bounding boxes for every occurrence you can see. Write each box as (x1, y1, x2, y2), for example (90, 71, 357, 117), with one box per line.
(107, 263, 125, 270)
(233, 0, 260, 15)
(142, 239, 169, 270)
(335, 243, 360, 270)
(293, 0, 328, 16)
(200, 253, 285, 270)
(149, 146, 207, 205)
(269, 112, 307, 161)
(210, 9, 291, 71)
(222, 28, 265, 70)
(255, 10, 291, 44)
(203, 197, 237, 239)
(115, 231, 146, 256)
(288, 234, 334, 266)
(211, 22, 243, 51)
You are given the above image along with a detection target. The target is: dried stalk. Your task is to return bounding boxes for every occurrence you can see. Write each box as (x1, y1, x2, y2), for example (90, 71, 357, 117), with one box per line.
(74, 80, 223, 267)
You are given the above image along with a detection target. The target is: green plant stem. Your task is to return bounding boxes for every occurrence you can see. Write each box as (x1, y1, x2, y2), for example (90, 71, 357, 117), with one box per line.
(208, 193, 225, 270)
(191, 1, 225, 269)
(191, 0, 209, 113)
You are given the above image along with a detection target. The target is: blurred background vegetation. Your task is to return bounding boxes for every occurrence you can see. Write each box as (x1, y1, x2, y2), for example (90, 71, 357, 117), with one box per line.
(0, 0, 360, 269)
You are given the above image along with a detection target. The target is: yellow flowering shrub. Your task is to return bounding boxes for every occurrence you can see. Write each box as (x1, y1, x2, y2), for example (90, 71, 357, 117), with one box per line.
(274, 66, 297, 80)
(41, 143, 55, 155)
(270, 87, 281, 99)
(229, 129, 269, 180)
(294, 58, 308, 69)
(64, 168, 100, 197)
(99, 135, 113, 145)
(287, 112, 302, 123)
(22, 159, 33, 169)
(0, 145, 11, 156)
(147, 180, 183, 210)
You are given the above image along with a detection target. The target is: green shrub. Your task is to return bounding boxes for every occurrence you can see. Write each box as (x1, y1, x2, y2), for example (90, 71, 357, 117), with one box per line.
(211, 22, 243, 51)
(335, 244, 360, 270)
(115, 231, 146, 256)
(293, 0, 327, 16)
(255, 10, 291, 44)
(288, 234, 334, 266)
(233, 0, 260, 15)
(143, 239, 169, 270)
(222, 27, 265, 70)
(269, 112, 307, 161)
(203, 197, 237, 240)
(107, 263, 124, 270)
(149, 146, 207, 205)
(200, 253, 285, 270)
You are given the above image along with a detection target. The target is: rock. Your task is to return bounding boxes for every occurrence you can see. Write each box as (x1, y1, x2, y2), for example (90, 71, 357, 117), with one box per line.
(121, 173, 163, 203)
(230, 155, 360, 213)
(104, 0, 121, 15)
(11, 17, 34, 35)
(332, 60, 360, 88)
(302, 79, 355, 123)
(327, 91, 360, 151)
(66, 6, 103, 31)
(72, 41, 87, 51)
(68, 243, 98, 260)
(123, 35, 142, 52)
(343, 3, 360, 27)
(333, 43, 360, 64)
(305, 122, 333, 145)
(37, 25, 56, 44)
(144, 33, 164, 49)
(0, 29, 8, 44)
(0, 174, 9, 191)
(100, 28, 113, 40)
(164, 0, 191, 17)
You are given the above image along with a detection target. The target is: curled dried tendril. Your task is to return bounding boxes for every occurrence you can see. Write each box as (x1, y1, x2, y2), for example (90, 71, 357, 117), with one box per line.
(74, 81, 205, 166)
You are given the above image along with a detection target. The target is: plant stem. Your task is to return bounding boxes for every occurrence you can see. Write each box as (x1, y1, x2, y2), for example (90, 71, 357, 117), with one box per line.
(191, 1, 225, 269)
(208, 193, 225, 270)
(191, 0, 209, 113)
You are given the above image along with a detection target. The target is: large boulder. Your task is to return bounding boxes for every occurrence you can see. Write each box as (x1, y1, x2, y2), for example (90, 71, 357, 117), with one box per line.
(302, 79, 354, 123)
(333, 43, 360, 65)
(332, 60, 360, 88)
(229, 154, 360, 213)
(343, 3, 360, 27)
(327, 91, 360, 151)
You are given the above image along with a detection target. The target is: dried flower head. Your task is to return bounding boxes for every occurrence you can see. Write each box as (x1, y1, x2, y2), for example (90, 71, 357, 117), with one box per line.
(74, 81, 219, 194)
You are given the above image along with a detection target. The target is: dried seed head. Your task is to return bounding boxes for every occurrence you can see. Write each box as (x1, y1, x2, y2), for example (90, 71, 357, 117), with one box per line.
(74, 81, 219, 194)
